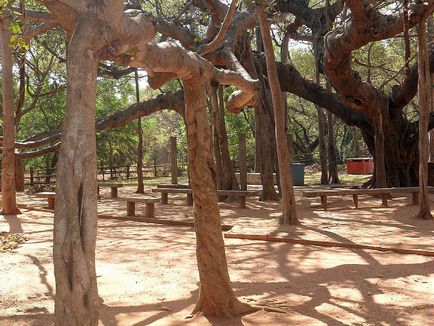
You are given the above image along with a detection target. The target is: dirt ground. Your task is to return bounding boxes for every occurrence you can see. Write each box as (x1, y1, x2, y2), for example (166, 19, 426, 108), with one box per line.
(0, 186, 433, 325)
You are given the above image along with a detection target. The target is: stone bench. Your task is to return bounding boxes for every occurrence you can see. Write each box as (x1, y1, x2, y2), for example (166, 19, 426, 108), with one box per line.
(34, 192, 56, 209)
(152, 188, 259, 208)
(112, 197, 160, 218)
(302, 187, 434, 210)
(97, 182, 124, 198)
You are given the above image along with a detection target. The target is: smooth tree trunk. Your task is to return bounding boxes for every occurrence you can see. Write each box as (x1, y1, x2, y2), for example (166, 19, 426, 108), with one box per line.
(1, 24, 20, 214)
(416, 18, 433, 219)
(135, 69, 144, 193)
(258, 4, 298, 225)
(184, 78, 253, 316)
(53, 19, 100, 325)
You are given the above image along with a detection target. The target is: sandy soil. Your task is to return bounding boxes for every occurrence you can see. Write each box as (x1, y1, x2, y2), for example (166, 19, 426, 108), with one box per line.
(0, 186, 433, 325)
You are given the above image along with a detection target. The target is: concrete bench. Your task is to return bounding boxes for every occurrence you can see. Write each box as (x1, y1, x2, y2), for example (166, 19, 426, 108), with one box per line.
(97, 182, 124, 198)
(34, 192, 56, 209)
(156, 184, 190, 189)
(217, 189, 260, 208)
(152, 188, 193, 205)
(152, 188, 259, 208)
(112, 197, 160, 218)
(302, 187, 434, 210)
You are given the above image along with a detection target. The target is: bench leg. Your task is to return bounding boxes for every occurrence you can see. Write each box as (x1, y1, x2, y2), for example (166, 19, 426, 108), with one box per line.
(97, 186, 100, 195)
(48, 197, 55, 210)
(381, 194, 388, 207)
(111, 187, 118, 198)
(239, 196, 246, 209)
(412, 192, 419, 205)
(161, 193, 168, 204)
(352, 194, 359, 209)
(320, 195, 327, 210)
(187, 193, 193, 206)
(146, 203, 155, 218)
(127, 201, 135, 216)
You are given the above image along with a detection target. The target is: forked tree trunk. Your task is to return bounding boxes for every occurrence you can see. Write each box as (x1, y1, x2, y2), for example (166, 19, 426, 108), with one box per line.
(258, 4, 298, 225)
(135, 69, 145, 193)
(184, 79, 253, 316)
(53, 20, 99, 325)
(416, 18, 433, 219)
(1, 24, 20, 215)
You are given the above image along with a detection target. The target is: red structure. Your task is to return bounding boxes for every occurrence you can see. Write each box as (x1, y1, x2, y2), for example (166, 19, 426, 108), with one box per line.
(346, 158, 374, 175)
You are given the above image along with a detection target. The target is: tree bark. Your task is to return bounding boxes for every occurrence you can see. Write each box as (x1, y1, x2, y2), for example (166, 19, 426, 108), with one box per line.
(135, 69, 144, 193)
(1, 23, 20, 215)
(327, 111, 340, 184)
(170, 136, 178, 184)
(184, 79, 253, 316)
(53, 18, 100, 325)
(15, 159, 25, 192)
(258, 3, 298, 225)
(416, 17, 433, 219)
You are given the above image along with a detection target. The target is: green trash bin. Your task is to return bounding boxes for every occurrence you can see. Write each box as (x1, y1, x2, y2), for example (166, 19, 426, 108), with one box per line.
(291, 163, 305, 186)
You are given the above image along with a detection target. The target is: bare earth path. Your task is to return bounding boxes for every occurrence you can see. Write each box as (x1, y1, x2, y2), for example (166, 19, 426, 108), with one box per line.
(0, 186, 433, 325)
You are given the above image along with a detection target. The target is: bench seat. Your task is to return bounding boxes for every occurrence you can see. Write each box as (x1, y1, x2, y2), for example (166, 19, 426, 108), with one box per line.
(152, 188, 259, 208)
(97, 182, 124, 198)
(302, 187, 434, 210)
(34, 192, 56, 209)
(112, 197, 159, 218)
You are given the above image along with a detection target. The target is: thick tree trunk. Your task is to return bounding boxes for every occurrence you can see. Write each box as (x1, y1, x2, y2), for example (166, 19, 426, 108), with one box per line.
(53, 19, 99, 325)
(184, 79, 252, 316)
(135, 70, 144, 194)
(258, 4, 298, 225)
(1, 24, 20, 215)
(416, 18, 433, 219)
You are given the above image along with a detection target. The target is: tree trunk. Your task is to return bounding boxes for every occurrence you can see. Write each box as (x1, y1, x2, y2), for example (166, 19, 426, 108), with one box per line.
(327, 112, 340, 184)
(317, 106, 329, 184)
(238, 133, 247, 190)
(15, 159, 25, 192)
(416, 17, 433, 219)
(184, 78, 252, 316)
(53, 19, 99, 325)
(1, 24, 20, 215)
(211, 86, 239, 192)
(244, 32, 278, 200)
(135, 69, 145, 193)
(170, 136, 178, 184)
(258, 4, 298, 225)
(373, 112, 387, 188)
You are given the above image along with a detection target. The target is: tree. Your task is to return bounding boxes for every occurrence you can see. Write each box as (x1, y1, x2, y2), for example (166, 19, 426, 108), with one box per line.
(1, 16, 20, 215)
(258, 1, 298, 225)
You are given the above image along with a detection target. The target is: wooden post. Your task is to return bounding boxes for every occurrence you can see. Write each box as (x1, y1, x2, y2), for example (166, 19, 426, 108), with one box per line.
(127, 201, 135, 216)
(146, 202, 155, 218)
(48, 197, 55, 210)
(170, 136, 178, 184)
(239, 133, 247, 191)
(110, 187, 118, 198)
(161, 192, 168, 204)
(30, 167, 34, 187)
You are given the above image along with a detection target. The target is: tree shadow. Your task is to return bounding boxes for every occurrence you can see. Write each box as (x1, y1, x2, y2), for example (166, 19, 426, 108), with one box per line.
(1, 214, 23, 233)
